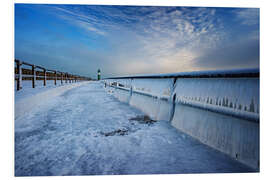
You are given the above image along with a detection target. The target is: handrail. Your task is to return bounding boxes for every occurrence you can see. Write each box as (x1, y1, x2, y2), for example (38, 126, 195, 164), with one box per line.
(104, 68, 259, 123)
(105, 68, 259, 79)
(14, 59, 91, 91)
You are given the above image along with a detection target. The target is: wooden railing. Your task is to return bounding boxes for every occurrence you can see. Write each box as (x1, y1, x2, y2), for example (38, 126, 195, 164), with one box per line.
(15, 59, 91, 91)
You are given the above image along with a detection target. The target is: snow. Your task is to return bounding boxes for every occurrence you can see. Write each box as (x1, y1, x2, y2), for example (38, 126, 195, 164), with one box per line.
(15, 81, 254, 176)
(15, 80, 78, 101)
(15, 80, 89, 119)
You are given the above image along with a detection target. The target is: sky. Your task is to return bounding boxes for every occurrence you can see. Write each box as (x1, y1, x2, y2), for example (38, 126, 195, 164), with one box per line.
(15, 4, 259, 78)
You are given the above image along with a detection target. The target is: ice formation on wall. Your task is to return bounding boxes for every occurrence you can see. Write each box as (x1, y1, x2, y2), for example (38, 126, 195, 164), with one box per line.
(131, 78, 173, 99)
(104, 76, 259, 122)
(173, 78, 259, 122)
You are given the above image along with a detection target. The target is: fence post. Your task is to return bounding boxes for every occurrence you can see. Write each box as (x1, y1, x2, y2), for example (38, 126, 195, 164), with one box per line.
(32, 65, 36, 88)
(61, 72, 63, 84)
(16, 60, 22, 91)
(54, 71, 57, 85)
(65, 73, 67, 83)
(43, 69, 46, 86)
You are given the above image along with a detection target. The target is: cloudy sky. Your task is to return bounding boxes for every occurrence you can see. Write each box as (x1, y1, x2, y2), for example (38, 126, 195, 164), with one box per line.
(15, 4, 259, 78)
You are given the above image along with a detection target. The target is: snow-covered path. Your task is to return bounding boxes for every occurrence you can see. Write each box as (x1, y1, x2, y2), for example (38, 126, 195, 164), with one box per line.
(15, 81, 254, 176)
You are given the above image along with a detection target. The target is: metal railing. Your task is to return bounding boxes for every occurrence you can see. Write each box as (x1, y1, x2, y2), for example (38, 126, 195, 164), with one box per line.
(105, 68, 259, 79)
(15, 59, 91, 91)
(103, 68, 260, 122)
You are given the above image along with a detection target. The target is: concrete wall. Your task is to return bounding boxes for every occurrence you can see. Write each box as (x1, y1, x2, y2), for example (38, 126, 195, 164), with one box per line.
(171, 103, 259, 170)
(105, 77, 259, 170)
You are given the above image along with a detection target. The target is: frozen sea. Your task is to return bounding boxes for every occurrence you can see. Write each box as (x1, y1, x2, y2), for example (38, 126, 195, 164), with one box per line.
(15, 81, 254, 176)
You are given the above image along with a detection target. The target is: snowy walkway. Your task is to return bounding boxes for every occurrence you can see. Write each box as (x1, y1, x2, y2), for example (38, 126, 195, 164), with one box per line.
(15, 81, 254, 176)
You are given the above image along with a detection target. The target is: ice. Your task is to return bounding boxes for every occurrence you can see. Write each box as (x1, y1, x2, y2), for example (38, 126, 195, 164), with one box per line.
(104, 76, 260, 169)
(171, 103, 259, 169)
(106, 77, 260, 122)
(15, 81, 254, 176)
(113, 78, 132, 89)
(131, 78, 174, 99)
(129, 93, 171, 121)
(173, 78, 259, 122)
(106, 86, 131, 104)
(105, 78, 174, 99)
(105, 78, 174, 120)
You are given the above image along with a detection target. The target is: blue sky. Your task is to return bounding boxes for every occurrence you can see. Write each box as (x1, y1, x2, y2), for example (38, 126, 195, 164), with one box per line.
(15, 4, 259, 78)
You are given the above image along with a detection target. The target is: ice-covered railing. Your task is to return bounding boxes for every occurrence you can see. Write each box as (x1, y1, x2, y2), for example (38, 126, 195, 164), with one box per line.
(106, 68, 259, 79)
(174, 78, 259, 122)
(103, 68, 259, 122)
(104, 78, 173, 100)
(103, 68, 260, 170)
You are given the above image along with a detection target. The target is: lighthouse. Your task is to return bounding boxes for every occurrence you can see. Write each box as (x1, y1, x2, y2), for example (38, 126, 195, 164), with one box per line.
(97, 69, 101, 80)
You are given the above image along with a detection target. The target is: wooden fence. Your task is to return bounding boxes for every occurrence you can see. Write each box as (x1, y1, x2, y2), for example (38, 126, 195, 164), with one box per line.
(15, 59, 91, 91)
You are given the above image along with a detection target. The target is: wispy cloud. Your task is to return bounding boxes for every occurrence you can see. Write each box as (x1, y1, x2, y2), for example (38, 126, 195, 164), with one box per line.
(15, 5, 260, 77)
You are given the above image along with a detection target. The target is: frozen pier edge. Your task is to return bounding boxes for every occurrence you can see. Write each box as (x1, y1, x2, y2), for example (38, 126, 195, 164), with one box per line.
(15, 69, 259, 176)
(104, 68, 260, 170)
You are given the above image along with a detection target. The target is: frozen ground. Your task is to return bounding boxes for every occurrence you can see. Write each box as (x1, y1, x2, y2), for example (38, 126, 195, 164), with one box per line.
(15, 81, 254, 176)
(15, 80, 76, 101)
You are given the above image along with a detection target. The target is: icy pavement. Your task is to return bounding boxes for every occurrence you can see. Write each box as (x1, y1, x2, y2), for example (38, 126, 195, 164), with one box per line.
(15, 80, 71, 101)
(15, 81, 254, 176)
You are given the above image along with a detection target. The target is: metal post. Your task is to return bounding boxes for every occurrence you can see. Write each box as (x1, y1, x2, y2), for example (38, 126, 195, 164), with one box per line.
(43, 69, 46, 86)
(169, 78, 178, 122)
(16, 60, 22, 91)
(32, 65, 36, 88)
